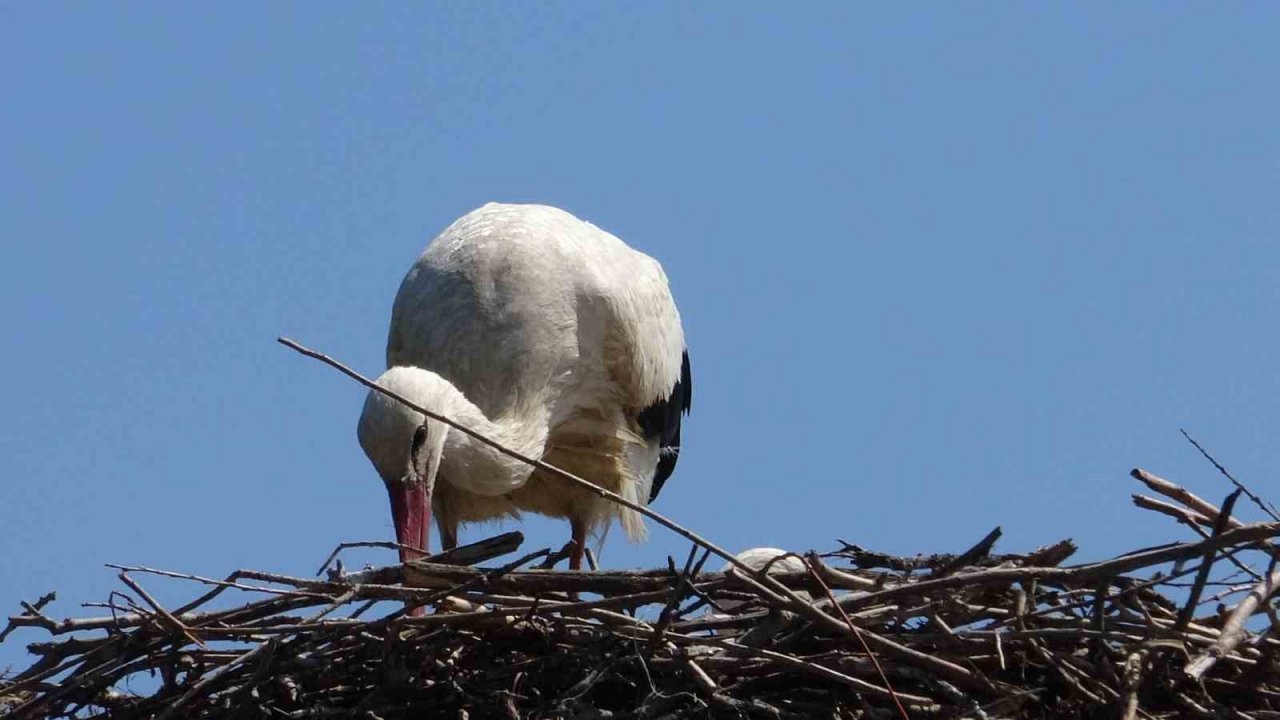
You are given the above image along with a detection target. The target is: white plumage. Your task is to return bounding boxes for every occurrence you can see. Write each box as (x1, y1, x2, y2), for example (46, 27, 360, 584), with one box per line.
(713, 548, 811, 616)
(358, 203, 691, 570)
(720, 548, 809, 577)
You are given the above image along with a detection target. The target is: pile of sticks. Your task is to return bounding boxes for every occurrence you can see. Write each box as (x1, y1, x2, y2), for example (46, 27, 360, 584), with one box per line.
(3, 467, 1279, 719)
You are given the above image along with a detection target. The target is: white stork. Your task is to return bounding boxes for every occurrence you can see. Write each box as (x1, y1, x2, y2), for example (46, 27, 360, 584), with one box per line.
(716, 548, 811, 614)
(357, 203, 691, 571)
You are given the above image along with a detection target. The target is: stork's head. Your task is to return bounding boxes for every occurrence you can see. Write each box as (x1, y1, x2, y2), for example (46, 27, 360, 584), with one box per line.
(357, 366, 452, 565)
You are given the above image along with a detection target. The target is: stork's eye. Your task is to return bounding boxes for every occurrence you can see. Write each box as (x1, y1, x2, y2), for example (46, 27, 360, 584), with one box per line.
(410, 425, 428, 460)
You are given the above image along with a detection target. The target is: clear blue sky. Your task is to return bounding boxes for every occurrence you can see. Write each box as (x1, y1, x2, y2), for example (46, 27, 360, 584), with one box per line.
(3, 5, 1278, 670)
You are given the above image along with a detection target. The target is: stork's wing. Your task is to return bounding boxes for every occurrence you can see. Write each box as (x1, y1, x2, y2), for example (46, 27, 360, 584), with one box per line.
(638, 350, 691, 501)
(598, 248, 691, 504)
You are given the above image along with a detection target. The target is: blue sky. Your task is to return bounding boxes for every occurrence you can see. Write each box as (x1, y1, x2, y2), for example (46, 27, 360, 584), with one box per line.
(3, 5, 1278, 669)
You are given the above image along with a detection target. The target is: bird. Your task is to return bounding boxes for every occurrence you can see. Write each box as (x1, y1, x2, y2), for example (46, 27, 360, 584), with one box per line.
(357, 202, 691, 571)
(708, 548, 813, 645)
(714, 548, 811, 615)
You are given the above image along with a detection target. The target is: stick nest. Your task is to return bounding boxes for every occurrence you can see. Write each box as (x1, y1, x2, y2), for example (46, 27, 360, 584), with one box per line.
(4, 468, 1280, 719)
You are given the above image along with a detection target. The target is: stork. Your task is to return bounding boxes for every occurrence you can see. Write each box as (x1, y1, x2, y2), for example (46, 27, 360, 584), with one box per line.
(715, 548, 811, 615)
(357, 203, 691, 571)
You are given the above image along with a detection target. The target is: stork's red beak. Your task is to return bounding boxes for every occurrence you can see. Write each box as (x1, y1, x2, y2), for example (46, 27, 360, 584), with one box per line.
(387, 481, 430, 618)
(387, 482, 430, 564)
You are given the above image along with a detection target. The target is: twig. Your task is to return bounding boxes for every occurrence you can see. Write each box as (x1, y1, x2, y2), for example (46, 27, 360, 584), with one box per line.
(1185, 558, 1280, 679)
(932, 527, 1002, 577)
(1132, 494, 1215, 533)
(805, 553, 912, 720)
(1180, 430, 1280, 521)
(117, 573, 207, 649)
(398, 547, 554, 622)
(314, 541, 415, 576)
(646, 545, 700, 657)
(315, 532, 525, 577)
(1, 591, 55, 642)
(1131, 468, 1235, 528)
(1176, 490, 1242, 631)
(154, 641, 276, 720)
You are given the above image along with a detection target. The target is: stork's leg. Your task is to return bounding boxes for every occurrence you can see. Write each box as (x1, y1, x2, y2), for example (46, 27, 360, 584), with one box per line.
(440, 525, 458, 552)
(569, 518, 587, 571)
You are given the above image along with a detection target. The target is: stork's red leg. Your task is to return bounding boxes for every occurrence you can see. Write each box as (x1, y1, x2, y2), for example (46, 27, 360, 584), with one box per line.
(569, 518, 587, 571)
(440, 525, 458, 552)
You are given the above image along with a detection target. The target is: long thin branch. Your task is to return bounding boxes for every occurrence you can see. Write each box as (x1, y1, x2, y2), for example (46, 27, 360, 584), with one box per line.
(1180, 430, 1280, 521)
(805, 554, 911, 720)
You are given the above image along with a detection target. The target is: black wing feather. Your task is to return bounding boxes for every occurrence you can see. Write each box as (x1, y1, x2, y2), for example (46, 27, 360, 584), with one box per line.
(637, 350, 691, 502)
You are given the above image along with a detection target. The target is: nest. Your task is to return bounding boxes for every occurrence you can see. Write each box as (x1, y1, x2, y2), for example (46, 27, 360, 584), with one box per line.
(3, 467, 1280, 719)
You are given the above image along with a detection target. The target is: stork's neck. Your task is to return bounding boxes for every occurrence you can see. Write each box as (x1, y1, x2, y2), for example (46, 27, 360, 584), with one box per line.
(438, 391, 548, 497)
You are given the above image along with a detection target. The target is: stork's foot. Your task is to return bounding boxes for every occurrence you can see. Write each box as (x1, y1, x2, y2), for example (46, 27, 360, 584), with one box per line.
(541, 520, 590, 570)
(538, 540, 578, 569)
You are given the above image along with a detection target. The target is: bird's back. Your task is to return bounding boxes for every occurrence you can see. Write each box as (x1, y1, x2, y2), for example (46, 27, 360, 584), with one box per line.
(388, 203, 680, 424)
